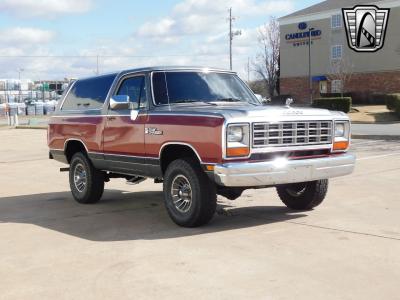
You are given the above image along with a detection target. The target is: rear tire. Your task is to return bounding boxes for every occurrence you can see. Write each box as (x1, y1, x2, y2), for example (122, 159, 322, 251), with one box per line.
(163, 158, 217, 227)
(69, 152, 105, 204)
(276, 179, 328, 210)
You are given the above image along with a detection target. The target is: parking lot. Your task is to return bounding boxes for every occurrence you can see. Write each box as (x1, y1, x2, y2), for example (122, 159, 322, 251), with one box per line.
(0, 128, 399, 299)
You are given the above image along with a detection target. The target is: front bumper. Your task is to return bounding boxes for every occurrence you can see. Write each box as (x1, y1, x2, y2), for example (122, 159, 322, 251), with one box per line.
(213, 153, 356, 187)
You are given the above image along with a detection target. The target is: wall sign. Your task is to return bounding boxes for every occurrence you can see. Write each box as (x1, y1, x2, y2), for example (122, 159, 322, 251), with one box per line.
(285, 22, 322, 47)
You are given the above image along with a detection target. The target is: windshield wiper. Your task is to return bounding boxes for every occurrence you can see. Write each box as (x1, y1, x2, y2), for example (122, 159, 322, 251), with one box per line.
(213, 98, 243, 103)
(172, 99, 216, 105)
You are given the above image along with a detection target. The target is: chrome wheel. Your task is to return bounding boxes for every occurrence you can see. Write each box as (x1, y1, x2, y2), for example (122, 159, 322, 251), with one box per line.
(171, 175, 192, 213)
(73, 163, 87, 193)
(286, 183, 307, 197)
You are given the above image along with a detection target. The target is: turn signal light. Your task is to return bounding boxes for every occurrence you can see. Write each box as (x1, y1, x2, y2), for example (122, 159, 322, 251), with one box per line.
(333, 141, 349, 151)
(227, 147, 250, 157)
(205, 165, 215, 171)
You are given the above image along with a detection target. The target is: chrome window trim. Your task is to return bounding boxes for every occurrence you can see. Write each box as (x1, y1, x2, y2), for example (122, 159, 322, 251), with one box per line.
(150, 69, 257, 107)
(109, 73, 148, 110)
(59, 81, 76, 111)
(60, 74, 119, 113)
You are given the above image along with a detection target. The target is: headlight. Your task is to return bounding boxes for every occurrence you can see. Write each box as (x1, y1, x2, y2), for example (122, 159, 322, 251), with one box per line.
(333, 121, 350, 152)
(226, 124, 250, 157)
(228, 126, 244, 142)
(335, 123, 345, 137)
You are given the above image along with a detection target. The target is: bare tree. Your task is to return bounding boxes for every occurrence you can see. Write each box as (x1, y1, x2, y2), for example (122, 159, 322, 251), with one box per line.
(327, 56, 354, 98)
(253, 17, 280, 98)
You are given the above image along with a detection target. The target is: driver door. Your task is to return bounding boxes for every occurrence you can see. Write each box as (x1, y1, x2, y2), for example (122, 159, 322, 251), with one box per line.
(102, 74, 148, 175)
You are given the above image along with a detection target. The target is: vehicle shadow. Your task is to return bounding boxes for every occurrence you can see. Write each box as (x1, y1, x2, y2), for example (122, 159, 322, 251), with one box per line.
(367, 111, 399, 123)
(0, 189, 307, 241)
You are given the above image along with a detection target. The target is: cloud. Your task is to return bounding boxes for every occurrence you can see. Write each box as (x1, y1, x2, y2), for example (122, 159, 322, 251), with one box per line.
(0, 0, 92, 18)
(0, 27, 55, 45)
(0, 0, 294, 80)
(137, 0, 294, 41)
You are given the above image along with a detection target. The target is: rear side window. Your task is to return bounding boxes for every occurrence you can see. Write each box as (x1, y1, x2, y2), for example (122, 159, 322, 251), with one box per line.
(62, 74, 116, 110)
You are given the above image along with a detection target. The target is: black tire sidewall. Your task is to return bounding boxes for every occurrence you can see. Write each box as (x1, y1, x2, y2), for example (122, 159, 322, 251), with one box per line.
(277, 179, 328, 210)
(163, 159, 215, 227)
(69, 152, 104, 204)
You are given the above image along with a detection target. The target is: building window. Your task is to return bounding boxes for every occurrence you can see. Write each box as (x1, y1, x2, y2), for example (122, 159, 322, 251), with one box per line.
(331, 80, 342, 93)
(331, 14, 342, 28)
(331, 45, 343, 60)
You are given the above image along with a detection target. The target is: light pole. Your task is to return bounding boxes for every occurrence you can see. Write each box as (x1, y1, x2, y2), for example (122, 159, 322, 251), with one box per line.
(228, 8, 241, 70)
(18, 68, 24, 103)
(308, 28, 314, 103)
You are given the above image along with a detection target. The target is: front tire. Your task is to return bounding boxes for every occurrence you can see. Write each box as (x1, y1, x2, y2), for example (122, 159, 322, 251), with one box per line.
(163, 158, 217, 227)
(276, 179, 328, 210)
(69, 152, 105, 204)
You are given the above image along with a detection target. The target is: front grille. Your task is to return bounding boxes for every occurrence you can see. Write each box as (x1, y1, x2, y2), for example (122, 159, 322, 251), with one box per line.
(253, 121, 333, 147)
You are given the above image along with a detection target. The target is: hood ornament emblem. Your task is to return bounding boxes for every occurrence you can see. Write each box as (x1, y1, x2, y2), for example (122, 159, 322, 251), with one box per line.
(285, 98, 294, 108)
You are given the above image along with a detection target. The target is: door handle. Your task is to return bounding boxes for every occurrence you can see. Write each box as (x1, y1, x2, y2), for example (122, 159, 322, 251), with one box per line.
(107, 116, 116, 121)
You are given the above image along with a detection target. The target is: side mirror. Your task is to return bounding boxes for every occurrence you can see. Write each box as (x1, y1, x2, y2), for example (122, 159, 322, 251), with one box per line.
(110, 95, 130, 110)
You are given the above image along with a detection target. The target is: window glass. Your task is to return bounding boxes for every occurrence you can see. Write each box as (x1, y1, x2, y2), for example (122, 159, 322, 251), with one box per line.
(331, 45, 343, 60)
(117, 76, 147, 108)
(331, 14, 342, 28)
(152, 71, 258, 105)
(331, 80, 342, 93)
(62, 74, 116, 110)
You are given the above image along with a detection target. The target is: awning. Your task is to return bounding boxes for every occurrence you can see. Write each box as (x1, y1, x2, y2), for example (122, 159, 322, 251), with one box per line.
(312, 75, 327, 82)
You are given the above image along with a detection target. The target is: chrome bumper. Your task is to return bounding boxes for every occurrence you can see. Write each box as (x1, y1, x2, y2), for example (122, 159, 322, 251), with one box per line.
(213, 153, 356, 187)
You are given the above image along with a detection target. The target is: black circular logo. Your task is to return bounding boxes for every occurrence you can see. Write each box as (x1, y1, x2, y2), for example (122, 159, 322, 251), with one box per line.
(298, 22, 308, 30)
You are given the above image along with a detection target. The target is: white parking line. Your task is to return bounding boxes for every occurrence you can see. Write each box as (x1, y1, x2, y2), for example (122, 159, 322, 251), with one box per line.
(357, 152, 400, 161)
(352, 140, 383, 146)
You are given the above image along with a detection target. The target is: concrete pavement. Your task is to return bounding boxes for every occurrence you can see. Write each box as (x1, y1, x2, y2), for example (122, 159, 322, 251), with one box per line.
(0, 129, 399, 299)
(352, 123, 400, 139)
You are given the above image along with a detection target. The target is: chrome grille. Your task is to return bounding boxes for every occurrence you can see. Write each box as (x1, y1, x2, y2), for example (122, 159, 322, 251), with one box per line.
(253, 121, 333, 147)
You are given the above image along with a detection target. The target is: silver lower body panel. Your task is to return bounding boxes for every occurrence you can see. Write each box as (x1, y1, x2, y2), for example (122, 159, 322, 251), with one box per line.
(213, 153, 356, 187)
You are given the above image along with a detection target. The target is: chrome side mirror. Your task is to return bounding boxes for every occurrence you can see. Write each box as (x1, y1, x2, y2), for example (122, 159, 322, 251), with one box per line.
(110, 95, 130, 110)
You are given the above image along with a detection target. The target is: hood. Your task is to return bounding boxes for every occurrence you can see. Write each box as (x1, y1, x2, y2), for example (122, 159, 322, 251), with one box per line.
(152, 103, 346, 120)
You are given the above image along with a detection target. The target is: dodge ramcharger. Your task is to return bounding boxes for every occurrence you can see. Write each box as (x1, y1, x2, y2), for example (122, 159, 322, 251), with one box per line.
(48, 67, 356, 227)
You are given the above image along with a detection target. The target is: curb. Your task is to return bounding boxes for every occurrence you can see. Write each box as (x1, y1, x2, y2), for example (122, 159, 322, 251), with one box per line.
(352, 134, 400, 141)
(351, 121, 400, 125)
(15, 125, 47, 130)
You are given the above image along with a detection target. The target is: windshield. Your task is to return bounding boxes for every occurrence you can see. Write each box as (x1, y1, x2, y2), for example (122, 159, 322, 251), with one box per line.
(152, 71, 260, 106)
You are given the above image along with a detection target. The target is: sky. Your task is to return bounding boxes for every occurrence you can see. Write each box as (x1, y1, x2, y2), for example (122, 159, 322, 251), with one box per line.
(0, 0, 321, 80)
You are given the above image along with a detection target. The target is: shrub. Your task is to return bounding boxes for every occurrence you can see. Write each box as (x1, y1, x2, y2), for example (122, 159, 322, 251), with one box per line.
(390, 96, 400, 118)
(385, 94, 400, 111)
(321, 92, 398, 105)
(312, 97, 352, 113)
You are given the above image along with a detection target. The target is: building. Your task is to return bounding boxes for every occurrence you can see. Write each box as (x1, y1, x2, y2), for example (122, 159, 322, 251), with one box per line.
(279, 0, 400, 103)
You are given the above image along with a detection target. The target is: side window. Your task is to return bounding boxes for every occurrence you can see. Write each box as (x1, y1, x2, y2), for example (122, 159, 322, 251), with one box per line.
(117, 76, 147, 109)
(331, 45, 343, 60)
(331, 80, 342, 93)
(331, 14, 342, 29)
(62, 74, 116, 111)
